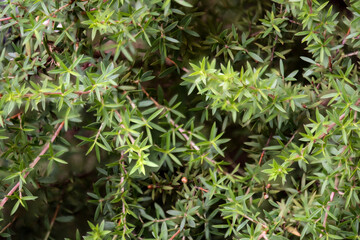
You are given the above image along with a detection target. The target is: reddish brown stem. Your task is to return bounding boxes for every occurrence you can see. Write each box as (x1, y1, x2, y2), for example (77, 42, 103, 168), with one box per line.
(0, 214, 18, 234)
(343, 51, 359, 58)
(342, 27, 351, 45)
(259, 134, 273, 165)
(0, 17, 13, 22)
(0, 121, 65, 208)
(49, 0, 75, 17)
(169, 229, 181, 240)
(7, 111, 22, 121)
(284, 130, 298, 148)
(194, 186, 209, 193)
(320, 163, 341, 238)
(316, 98, 360, 141)
(258, 231, 269, 240)
(43, 203, 61, 240)
(288, 19, 301, 25)
(270, 35, 278, 62)
(307, 0, 312, 13)
(317, 112, 346, 140)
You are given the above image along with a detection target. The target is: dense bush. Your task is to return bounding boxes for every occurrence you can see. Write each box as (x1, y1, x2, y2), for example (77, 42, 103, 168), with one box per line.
(1, 0, 360, 239)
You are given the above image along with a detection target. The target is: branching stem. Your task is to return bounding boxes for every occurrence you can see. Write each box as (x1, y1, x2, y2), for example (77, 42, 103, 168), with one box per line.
(0, 121, 65, 208)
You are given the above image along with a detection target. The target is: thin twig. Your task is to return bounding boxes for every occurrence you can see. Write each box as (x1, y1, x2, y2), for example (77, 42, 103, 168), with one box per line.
(111, 119, 131, 240)
(165, 57, 190, 73)
(307, 0, 312, 13)
(114, 110, 136, 144)
(342, 27, 351, 46)
(6, 111, 22, 121)
(49, 0, 75, 17)
(0, 17, 14, 22)
(225, 199, 269, 230)
(243, 214, 267, 229)
(166, 57, 178, 68)
(258, 231, 269, 240)
(317, 112, 346, 140)
(194, 186, 209, 193)
(320, 162, 341, 238)
(182, 67, 190, 73)
(0, 121, 65, 208)
(152, 216, 182, 223)
(288, 19, 301, 25)
(259, 134, 273, 165)
(169, 229, 181, 240)
(343, 51, 359, 58)
(138, 86, 218, 166)
(0, 214, 18, 234)
(43, 203, 61, 240)
(250, 31, 262, 37)
(316, 98, 360, 141)
(270, 35, 278, 62)
(336, 27, 352, 56)
(94, 122, 105, 144)
(284, 130, 298, 148)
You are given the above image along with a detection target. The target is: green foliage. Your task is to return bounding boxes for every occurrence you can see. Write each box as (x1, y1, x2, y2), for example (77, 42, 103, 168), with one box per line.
(1, 0, 360, 239)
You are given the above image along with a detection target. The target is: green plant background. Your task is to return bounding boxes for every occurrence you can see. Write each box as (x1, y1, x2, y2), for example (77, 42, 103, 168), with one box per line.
(1, 0, 360, 239)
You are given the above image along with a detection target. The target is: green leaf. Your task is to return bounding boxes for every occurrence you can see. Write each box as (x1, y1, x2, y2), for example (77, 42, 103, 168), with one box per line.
(174, 0, 193, 7)
(11, 200, 21, 215)
(165, 36, 179, 43)
(248, 52, 264, 63)
(300, 56, 317, 65)
(53, 158, 68, 164)
(263, 145, 283, 150)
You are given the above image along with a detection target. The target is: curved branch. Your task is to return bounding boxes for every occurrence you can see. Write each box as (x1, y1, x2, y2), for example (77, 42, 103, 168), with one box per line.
(0, 121, 65, 209)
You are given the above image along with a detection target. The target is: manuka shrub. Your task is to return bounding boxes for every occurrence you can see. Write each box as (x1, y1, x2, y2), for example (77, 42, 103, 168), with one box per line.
(1, 0, 360, 239)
